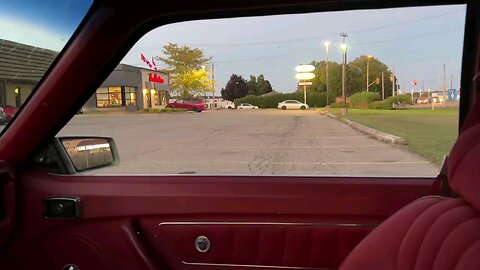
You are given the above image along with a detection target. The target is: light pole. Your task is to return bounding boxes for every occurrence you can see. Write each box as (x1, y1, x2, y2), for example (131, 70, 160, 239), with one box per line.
(324, 41, 330, 107)
(201, 65, 208, 107)
(340, 33, 348, 115)
(341, 42, 347, 115)
(202, 63, 216, 108)
(366, 55, 372, 92)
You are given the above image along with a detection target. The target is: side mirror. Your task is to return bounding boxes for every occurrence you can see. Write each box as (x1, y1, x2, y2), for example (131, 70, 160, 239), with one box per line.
(34, 137, 119, 174)
(60, 137, 119, 171)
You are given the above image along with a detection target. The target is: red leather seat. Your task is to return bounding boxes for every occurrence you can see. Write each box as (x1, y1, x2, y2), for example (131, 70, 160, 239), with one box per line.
(340, 123, 480, 270)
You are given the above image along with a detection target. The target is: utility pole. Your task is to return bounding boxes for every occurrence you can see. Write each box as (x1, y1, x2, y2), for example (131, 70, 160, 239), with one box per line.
(451, 73, 453, 89)
(212, 62, 215, 108)
(324, 42, 330, 107)
(443, 63, 446, 105)
(392, 68, 395, 97)
(381, 72, 385, 100)
(303, 82, 307, 105)
(366, 56, 372, 92)
(421, 80, 424, 97)
(340, 33, 348, 115)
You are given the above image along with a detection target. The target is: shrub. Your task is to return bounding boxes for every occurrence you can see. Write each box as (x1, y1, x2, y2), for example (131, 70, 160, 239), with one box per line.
(349, 92, 381, 109)
(387, 94, 413, 105)
(329, 102, 350, 108)
(234, 92, 336, 108)
(369, 100, 392, 110)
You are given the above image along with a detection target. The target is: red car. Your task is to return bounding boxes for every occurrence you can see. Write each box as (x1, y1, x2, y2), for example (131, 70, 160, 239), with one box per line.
(166, 98, 205, 112)
(0, 105, 18, 123)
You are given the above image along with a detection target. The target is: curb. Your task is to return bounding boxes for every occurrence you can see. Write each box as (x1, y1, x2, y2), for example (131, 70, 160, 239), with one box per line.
(325, 112, 406, 145)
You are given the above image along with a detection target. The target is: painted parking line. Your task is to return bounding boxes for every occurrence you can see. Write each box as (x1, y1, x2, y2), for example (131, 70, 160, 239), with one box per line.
(298, 136, 367, 139)
(139, 145, 389, 150)
(122, 161, 430, 165)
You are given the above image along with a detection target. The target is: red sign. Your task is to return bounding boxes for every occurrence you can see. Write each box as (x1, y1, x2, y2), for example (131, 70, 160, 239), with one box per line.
(413, 80, 418, 86)
(298, 82, 312, 86)
(149, 73, 165, 84)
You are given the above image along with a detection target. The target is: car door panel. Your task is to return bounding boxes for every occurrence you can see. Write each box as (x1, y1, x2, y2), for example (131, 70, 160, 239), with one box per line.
(4, 171, 435, 269)
(139, 220, 373, 269)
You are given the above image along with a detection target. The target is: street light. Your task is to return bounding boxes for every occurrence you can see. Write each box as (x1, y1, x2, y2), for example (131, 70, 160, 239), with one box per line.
(295, 65, 315, 105)
(324, 41, 331, 107)
(366, 55, 373, 92)
(340, 42, 348, 115)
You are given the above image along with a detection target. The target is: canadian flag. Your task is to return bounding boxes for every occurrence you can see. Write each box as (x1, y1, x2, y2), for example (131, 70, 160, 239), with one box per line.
(140, 53, 153, 69)
(141, 53, 147, 63)
(152, 57, 158, 71)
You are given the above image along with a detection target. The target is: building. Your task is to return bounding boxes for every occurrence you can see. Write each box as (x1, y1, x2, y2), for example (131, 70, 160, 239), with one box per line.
(203, 96, 235, 109)
(0, 39, 170, 111)
(84, 64, 170, 111)
(0, 39, 57, 107)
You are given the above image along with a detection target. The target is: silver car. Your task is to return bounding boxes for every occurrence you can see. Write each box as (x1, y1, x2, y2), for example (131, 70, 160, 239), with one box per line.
(277, 100, 309, 110)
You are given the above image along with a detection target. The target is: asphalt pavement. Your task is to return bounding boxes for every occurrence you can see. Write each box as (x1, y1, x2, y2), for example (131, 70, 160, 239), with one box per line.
(57, 109, 439, 176)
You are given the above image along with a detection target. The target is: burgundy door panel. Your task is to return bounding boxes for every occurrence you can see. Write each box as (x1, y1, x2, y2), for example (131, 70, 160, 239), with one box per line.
(0, 177, 14, 249)
(43, 219, 157, 270)
(139, 221, 373, 269)
(1, 172, 435, 269)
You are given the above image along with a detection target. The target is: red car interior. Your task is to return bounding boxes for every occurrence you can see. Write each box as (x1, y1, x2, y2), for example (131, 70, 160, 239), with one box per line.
(0, 0, 479, 269)
(3, 174, 434, 269)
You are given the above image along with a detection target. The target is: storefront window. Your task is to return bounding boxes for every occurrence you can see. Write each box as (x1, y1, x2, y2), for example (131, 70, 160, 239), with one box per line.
(124, 87, 137, 106)
(96, 87, 109, 107)
(96, 86, 123, 107)
(108, 87, 122, 106)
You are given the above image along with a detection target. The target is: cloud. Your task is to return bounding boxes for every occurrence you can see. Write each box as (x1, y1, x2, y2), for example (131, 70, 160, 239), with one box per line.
(0, 16, 66, 51)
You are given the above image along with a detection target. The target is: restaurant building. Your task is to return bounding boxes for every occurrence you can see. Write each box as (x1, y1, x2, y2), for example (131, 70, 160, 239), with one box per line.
(0, 39, 169, 111)
(84, 64, 170, 111)
(0, 39, 57, 107)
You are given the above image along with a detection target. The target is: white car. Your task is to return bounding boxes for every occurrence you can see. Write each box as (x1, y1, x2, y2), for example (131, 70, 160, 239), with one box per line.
(278, 100, 309, 110)
(237, 103, 259, 109)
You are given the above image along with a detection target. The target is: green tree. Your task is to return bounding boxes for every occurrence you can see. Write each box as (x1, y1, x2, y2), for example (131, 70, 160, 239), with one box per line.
(221, 74, 248, 101)
(156, 43, 212, 97)
(305, 61, 342, 97)
(246, 75, 257, 95)
(170, 69, 211, 98)
(347, 55, 394, 97)
(246, 74, 274, 95)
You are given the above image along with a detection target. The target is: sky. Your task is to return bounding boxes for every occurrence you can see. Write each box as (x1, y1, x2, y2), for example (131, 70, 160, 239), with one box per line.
(0, 2, 466, 94)
(123, 4, 466, 94)
(0, 0, 92, 50)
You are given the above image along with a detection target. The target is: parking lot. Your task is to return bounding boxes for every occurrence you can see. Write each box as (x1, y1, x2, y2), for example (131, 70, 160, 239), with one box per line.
(58, 110, 439, 176)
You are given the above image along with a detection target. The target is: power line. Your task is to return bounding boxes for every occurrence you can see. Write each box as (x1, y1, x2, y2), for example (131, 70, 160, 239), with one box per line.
(180, 8, 466, 47)
(352, 26, 463, 46)
(130, 8, 465, 51)
(211, 26, 463, 64)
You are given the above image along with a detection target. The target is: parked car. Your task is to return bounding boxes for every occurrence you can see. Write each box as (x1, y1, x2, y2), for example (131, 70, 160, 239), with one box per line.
(0, 107, 7, 124)
(166, 98, 205, 112)
(0, 105, 18, 123)
(278, 100, 309, 110)
(416, 98, 428, 104)
(237, 103, 258, 109)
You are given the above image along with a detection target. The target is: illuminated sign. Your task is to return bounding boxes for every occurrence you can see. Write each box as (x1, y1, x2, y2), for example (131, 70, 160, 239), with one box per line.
(149, 73, 165, 84)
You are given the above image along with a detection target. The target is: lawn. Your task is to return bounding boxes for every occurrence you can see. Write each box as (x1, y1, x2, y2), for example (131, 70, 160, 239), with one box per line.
(330, 108, 459, 165)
